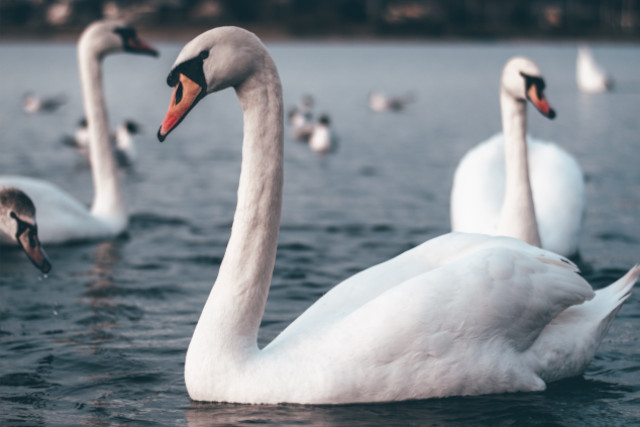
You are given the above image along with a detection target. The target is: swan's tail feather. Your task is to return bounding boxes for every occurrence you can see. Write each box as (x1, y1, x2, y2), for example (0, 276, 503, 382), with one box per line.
(582, 264, 640, 343)
(585, 264, 640, 355)
(532, 265, 638, 383)
(596, 264, 640, 311)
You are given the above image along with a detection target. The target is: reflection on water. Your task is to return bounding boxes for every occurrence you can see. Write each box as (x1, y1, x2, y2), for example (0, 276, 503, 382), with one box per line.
(75, 242, 122, 354)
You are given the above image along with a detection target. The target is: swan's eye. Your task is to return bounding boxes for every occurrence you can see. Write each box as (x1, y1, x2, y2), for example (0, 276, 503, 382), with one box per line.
(520, 72, 546, 98)
(10, 211, 36, 244)
(114, 27, 136, 44)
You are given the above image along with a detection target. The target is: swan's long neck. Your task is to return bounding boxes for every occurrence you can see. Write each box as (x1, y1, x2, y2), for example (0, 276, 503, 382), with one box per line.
(187, 58, 284, 370)
(497, 90, 541, 247)
(78, 43, 126, 229)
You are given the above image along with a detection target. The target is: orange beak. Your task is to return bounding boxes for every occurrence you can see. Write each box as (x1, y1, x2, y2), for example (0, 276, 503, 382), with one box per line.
(527, 84, 556, 119)
(158, 73, 203, 141)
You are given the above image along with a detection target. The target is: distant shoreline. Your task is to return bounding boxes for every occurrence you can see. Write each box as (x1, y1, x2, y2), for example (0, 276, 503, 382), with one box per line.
(2, 24, 640, 44)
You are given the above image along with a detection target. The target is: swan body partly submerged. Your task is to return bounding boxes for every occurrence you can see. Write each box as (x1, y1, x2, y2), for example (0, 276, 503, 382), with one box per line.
(158, 27, 638, 405)
(451, 57, 585, 258)
(1, 20, 157, 244)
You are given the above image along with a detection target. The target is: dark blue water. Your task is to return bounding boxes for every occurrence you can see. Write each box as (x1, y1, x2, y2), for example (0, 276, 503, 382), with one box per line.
(1, 40, 639, 425)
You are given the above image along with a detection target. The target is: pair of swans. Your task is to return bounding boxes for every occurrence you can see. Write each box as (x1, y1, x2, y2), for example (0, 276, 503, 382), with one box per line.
(0, 20, 157, 245)
(158, 27, 639, 404)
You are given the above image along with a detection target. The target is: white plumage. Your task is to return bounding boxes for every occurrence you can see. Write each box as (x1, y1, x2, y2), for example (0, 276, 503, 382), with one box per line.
(576, 45, 613, 94)
(451, 57, 585, 258)
(452, 133, 585, 257)
(158, 28, 637, 405)
(0, 20, 157, 244)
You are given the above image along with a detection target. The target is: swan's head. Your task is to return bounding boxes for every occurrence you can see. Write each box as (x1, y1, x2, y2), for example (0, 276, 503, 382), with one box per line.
(157, 27, 268, 141)
(501, 57, 556, 119)
(0, 188, 51, 273)
(78, 19, 158, 60)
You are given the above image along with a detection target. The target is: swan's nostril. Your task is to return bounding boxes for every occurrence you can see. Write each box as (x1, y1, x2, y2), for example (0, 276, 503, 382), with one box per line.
(175, 82, 184, 105)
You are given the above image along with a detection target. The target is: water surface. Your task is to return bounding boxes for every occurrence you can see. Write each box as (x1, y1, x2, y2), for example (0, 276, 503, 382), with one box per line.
(1, 40, 639, 425)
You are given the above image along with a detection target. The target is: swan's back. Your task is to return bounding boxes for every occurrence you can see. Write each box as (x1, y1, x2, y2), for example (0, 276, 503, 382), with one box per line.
(262, 233, 605, 402)
(270, 233, 583, 348)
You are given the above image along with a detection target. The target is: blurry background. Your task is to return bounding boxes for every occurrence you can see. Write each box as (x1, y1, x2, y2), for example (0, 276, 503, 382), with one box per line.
(2, 1, 640, 426)
(2, 0, 640, 41)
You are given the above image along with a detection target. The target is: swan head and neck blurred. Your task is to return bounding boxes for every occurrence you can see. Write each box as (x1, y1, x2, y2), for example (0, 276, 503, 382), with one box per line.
(497, 57, 557, 249)
(501, 57, 555, 120)
(78, 20, 158, 61)
(77, 20, 157, 233)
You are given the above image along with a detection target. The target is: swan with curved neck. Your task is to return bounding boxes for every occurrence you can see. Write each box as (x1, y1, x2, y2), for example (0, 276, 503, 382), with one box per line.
(0, 187, 51, 273)
(0, 20, 157, 244)
(159, 28, 637, 404)
(451, 57, 585, 258)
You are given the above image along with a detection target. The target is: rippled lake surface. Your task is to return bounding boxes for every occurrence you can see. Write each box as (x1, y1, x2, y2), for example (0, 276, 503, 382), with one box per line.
(1, 39, 640, 426)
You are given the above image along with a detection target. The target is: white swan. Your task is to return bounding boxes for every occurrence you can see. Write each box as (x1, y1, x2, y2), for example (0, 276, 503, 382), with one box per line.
(576, 45, 613, 94)
(62, 118, 140, 168)
(0, 20, 157, 244)
(22, 91, 67, 114)
(308, 114, 337, 154)
(369, 91, 414, 112)
(113, 119, 140, 167)
(287, 94, 315, 141)
(451, 57, 585, 258)
(158, 27, 638, 405)
(0, 186, 51, 273)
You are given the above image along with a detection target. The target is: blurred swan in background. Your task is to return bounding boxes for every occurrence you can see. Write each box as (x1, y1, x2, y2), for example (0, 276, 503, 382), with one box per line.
(576, 45, 613, 93)
(62, 118, 140, 168)
(0, 20, 157, 244)
(22, 91, 67, 114)
(288, 94, 315, 141)
(308, 114, 337, 154)
(451, 57, 585, 258)
(157, 27, 637, 405)
(369, 91, 415, 112)
(0, 186, 51, 273)
(113, 119, 140, 167)
(61, 117, 90, 159)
